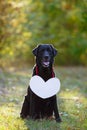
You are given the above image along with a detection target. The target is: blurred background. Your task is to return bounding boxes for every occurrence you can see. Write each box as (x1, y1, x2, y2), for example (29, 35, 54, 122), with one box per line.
(0, 0, 87, 69)
(0, 1, 87, 129)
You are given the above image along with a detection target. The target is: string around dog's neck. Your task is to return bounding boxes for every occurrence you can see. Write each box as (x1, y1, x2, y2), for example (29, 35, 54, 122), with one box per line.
(35, 65, 55, 77)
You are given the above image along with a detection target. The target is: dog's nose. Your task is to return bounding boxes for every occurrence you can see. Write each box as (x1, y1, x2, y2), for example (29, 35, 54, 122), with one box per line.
(44, 55, 49, 60)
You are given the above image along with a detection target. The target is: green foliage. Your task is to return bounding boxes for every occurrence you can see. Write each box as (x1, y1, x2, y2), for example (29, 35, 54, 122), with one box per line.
(0, 0, 87, 67)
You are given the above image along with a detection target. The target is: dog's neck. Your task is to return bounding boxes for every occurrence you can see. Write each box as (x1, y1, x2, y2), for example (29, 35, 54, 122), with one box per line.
(34, 65, 55, 81)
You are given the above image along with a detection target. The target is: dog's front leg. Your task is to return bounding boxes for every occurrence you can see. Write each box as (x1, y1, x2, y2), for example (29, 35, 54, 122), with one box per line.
(29, 88, 41, 119)
(53, 95, 62, 122)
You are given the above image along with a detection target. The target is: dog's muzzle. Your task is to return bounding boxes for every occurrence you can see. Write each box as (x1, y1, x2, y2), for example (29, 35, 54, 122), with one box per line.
(42, 61, 50, 67)
(42, 55, 50, 67)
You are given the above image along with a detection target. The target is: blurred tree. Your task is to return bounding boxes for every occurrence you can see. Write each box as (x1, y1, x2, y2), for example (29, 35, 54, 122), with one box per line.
(0, 0, 87, 68)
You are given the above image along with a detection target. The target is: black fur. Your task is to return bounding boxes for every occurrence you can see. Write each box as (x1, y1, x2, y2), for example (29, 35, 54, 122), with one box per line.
(20, 44, 61, 122)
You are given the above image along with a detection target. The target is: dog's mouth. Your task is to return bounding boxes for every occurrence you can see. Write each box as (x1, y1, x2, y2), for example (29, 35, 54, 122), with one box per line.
(42, 60, 50, 67)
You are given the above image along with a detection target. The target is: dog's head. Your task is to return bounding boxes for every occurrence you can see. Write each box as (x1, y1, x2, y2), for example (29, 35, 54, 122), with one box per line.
(32, 44, 57, 68)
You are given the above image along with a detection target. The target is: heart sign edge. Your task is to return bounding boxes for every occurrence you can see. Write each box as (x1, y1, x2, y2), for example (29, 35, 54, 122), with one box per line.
(29, 75, 60, 99)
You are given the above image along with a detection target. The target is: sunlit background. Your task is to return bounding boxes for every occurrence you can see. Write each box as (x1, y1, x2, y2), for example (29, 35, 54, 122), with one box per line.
(0, 0, 87, 68)
(0, 1, 87, 130)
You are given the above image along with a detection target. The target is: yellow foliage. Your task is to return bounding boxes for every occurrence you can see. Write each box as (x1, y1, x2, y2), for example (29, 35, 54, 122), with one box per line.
(67, 8, 80, 22)
(16, 41, 23, 49)
(61, 1, 73, 10)
(2, 47, 14, 56)
(11, 19, 19, 27)
(9, 51, 13, 56)
(23, 32, 32, 38)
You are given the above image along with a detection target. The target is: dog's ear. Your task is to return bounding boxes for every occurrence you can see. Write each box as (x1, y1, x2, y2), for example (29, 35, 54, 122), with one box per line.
(50, 45, 57, 57)
(32, 45, 40, 56)
(32, 47, 38, 56)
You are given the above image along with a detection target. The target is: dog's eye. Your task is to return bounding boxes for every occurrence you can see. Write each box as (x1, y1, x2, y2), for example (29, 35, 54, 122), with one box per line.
(47, 48, 51, 52)
(38, 48, 44, 53)
(41, 49, 45, 52)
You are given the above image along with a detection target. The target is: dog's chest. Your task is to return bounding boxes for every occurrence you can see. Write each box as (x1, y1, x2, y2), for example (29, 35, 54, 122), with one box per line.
(33, 66, 54, 81)
(39, 71, 52, 81)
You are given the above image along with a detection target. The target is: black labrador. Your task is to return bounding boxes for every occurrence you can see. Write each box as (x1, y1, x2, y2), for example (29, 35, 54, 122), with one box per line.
(20, 44, 61, 122)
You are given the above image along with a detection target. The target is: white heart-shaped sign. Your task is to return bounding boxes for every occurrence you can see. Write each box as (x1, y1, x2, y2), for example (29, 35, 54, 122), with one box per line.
(30, 76, 60, 99)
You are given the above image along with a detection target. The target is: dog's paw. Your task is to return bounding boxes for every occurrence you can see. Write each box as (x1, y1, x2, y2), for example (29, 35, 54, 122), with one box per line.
(56, 118, 62, 123)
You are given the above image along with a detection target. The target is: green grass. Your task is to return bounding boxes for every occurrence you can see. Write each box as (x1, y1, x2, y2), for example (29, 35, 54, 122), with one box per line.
(0, 67, 87, 130)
